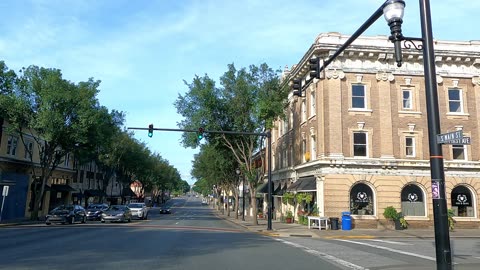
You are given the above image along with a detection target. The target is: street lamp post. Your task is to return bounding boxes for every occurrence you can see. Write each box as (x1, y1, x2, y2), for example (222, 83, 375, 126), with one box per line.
(307, 0, 452, 268)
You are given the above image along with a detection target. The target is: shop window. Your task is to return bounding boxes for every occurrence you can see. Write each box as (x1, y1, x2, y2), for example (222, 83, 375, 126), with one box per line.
(451, 186, 475, 217)
(350, 183, 374, 215)
(401, 184, 425, 216)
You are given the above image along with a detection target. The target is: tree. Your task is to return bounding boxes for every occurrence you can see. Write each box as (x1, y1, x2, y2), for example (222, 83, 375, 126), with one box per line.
(4, 65, 104, 220)
(175, 63, 288, 224)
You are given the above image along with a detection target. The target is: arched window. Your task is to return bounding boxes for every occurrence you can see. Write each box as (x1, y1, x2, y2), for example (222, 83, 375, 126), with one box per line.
(401, 184, 425, 216)
(451, 186, 474, 217)
(350, 183, 374, 215)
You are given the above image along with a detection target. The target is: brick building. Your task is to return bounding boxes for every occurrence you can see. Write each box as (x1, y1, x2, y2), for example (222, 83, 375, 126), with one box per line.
(271, 32, 480, 229)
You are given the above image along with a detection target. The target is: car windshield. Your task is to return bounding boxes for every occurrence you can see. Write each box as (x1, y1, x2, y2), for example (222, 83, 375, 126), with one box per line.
(127, 203, 143, 208)
(87, 205, 105, 210)
(108, 205, 126, 211)
(53, 205, 73, 211)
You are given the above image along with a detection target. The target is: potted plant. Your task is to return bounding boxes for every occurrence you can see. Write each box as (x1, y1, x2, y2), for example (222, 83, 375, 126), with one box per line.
(383, 206, 407, 230)
(285, 210, 293, 223)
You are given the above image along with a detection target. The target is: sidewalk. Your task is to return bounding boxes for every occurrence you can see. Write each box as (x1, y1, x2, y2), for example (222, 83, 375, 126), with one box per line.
(217, 211, 480, 239)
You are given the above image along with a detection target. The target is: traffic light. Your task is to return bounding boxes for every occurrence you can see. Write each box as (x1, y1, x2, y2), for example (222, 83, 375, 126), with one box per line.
(197, 127, 204, 140)
(292, 79, 302, 97)
(309, 57, 320, 79)
(148, 124, 153, 138)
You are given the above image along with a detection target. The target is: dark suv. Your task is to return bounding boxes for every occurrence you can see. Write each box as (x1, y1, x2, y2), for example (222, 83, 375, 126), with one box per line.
(45, 204, 87, 225)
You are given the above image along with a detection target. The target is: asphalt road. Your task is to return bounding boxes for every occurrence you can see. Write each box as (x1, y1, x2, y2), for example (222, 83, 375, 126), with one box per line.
(0, 196, 345, 270)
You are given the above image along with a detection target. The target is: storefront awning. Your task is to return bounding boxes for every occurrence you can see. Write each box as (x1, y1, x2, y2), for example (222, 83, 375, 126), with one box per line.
(84, 189, 106, 197)
(257, 182, 268, 193)
(287, 176, 316, 192)
(51, 184, 76, 192)
(273, 181, 287, 196)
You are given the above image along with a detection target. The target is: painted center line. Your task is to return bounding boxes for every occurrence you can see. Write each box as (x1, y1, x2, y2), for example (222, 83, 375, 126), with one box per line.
(276, 239, 367, 270)
(336, 239, 436, 261)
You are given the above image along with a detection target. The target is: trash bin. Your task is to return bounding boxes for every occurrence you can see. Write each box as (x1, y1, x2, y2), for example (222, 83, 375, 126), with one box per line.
(329, 217, 339, 230)
(341, 211, 352, 230)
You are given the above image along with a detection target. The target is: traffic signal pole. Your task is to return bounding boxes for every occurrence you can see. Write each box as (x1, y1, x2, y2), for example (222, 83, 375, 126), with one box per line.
(128, 126, 274, 231)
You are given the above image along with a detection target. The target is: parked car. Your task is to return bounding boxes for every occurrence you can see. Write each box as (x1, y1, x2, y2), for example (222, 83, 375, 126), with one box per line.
(86, 203, 109, 221)
(45, 204, 87, 225)
(159, 207, 171, 214)
(127, 202, 148, 220)
(101, 205, 132, 223)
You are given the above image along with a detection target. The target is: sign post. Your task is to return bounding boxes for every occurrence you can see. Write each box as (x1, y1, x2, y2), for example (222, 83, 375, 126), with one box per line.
(0, 186, 9, 222)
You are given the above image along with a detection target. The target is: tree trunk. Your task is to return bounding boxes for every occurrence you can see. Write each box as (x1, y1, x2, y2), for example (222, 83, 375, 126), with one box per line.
(234, 192, 239, 219)
(226, 194, 230, 217)
(250, 188, 258, 225)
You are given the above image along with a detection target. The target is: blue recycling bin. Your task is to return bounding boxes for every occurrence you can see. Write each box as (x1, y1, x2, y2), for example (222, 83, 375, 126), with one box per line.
(341, 211, 352, 230)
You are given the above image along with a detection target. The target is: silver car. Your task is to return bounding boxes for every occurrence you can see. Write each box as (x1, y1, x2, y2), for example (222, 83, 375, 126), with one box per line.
(100, 205, 132, 223)
(127, 203, 148, 220)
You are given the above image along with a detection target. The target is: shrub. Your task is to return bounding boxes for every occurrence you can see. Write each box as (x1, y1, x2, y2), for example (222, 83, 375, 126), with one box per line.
(383, 206, 400, 220)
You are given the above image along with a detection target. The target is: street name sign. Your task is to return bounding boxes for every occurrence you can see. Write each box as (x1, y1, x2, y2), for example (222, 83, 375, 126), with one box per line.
(436, 130, 468, 144)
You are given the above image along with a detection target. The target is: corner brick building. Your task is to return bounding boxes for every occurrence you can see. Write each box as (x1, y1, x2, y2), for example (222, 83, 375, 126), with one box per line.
(270, 32, 480, 229)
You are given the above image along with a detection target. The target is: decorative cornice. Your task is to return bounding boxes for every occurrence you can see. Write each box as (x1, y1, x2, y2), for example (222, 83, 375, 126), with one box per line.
(376, 71, 395, 82)
(326, 69, 345, 80)
(472, 76, 480, 86)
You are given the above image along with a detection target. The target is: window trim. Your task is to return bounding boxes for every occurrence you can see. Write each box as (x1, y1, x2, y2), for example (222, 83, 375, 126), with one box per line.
(451, 185, 476, 218)
(452, 144, 467, 161)
(402, 89, 413, 110)
(353, 132, 368, 158)
(401, 183, 427, 218)
(349, 182, 376, 216)
(6, 135, 19, 156)
(351, 84, 367, 109)
(447, 88, 464, 114)
(405, 136, 416, 157)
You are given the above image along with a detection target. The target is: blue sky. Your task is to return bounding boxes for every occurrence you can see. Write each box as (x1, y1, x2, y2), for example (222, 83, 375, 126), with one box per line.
(1, 0, 477, 184)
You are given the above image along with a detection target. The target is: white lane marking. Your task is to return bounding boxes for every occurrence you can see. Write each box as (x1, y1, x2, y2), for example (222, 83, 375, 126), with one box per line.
(368, 239, 413, 245)
(336, 239, 436, 261)
(275, 239, 367, 270)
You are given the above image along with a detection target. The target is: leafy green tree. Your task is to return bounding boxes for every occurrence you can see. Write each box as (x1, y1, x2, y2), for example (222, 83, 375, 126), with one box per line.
(4, 65, 104, 220)
(175, 63, 288, 224)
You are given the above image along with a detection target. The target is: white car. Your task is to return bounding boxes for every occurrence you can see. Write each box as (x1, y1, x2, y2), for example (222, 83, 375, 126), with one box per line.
(127, 203, 148, 220)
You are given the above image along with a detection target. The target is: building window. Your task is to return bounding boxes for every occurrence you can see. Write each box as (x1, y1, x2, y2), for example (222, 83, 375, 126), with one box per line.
(24, 140, 34, 159)
(452, 144, 466, 160)
(401, 184, 425, 216)
(310, 135, 316, 161)
(6, 136, 18, 156)
(289, 111, 293, 130)
(451, 186, 474, 217)
(301, 100, 307, 122)
(64, 153, 70, 167)
(310, 91, 316, 117)
(350, 183, 374, 215)
(402, 89, 413, 110)
(302, 139, 307, 163)
(448, 89, 463, 113)
(405, 137, 415, 157)
(352, 85, 366, 109)
(353, 132, 367, 157)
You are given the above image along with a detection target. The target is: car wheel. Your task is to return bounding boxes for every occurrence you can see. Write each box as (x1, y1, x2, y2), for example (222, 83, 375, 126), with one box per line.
(101, 219, 105, 223)
(82, 216, 86, 224)
(46, 222, 51, 225)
